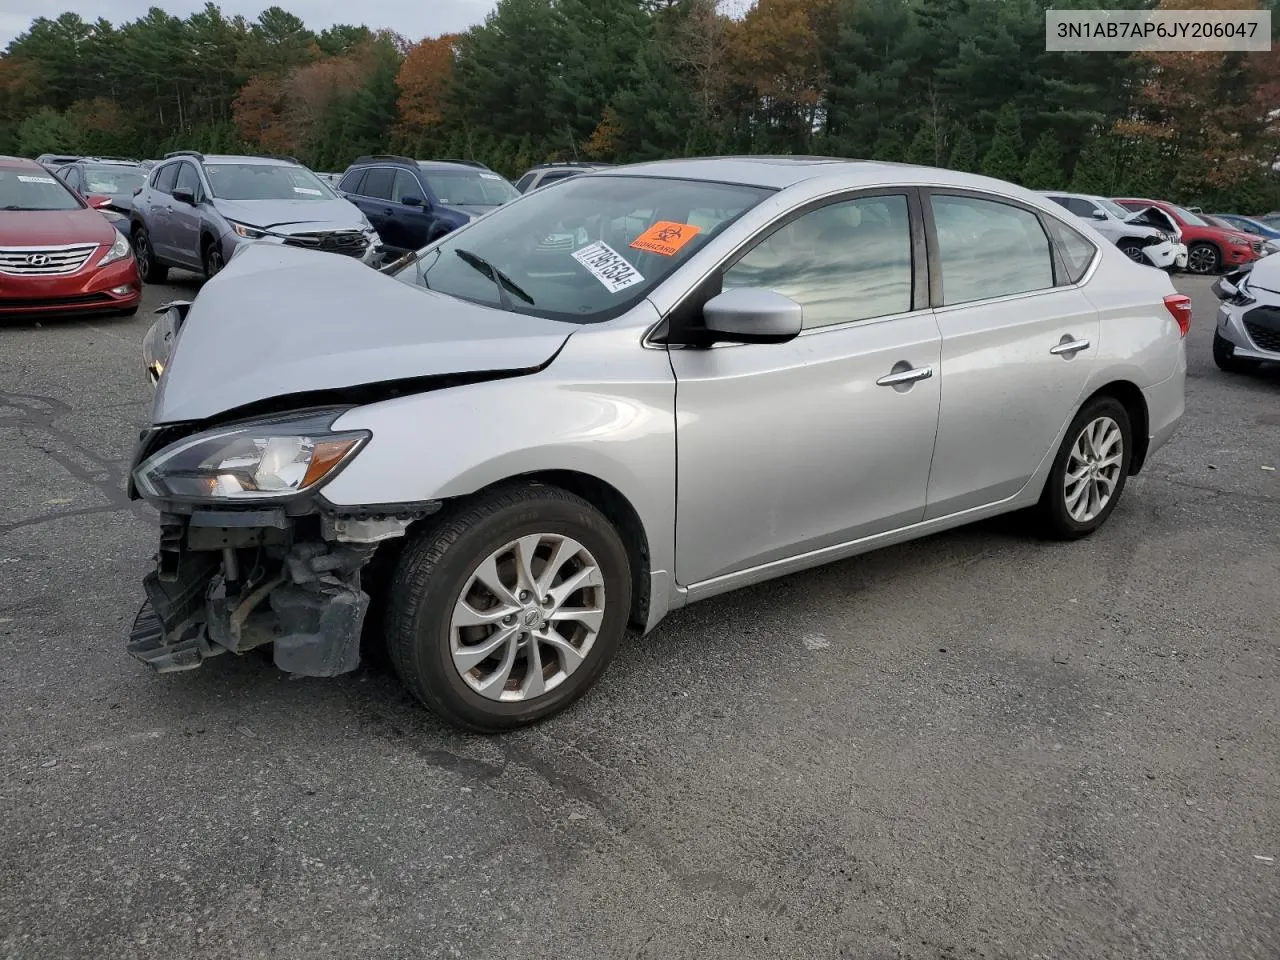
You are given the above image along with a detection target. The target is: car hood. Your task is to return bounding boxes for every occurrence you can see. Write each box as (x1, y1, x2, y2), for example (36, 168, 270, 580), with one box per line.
(151, 244, 576, 424)
(1124, 206, 1180, 238)
(210, 197, 367, 232)
(1246, 251, 1280, 295)
(0, 207, 116, 247)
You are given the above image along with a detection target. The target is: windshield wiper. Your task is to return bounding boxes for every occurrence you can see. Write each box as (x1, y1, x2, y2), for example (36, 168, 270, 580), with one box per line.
(454, 248, 535, 307)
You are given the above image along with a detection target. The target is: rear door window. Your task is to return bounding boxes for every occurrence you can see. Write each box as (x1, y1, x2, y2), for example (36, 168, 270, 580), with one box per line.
(930, 194, 1054, 305)
(361, 168, 395, 202)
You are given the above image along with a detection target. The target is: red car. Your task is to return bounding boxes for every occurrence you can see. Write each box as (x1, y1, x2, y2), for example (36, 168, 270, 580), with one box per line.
(0, 155, 141, 318)
(1114, 197, 1265, 275)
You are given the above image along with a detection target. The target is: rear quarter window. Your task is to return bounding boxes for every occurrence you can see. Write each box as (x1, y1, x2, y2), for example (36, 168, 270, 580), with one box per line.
(1043, 216, 1098, 285)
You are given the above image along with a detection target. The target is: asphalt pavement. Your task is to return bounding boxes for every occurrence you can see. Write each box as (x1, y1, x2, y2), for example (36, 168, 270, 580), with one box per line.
(1, 269, 1278, 960)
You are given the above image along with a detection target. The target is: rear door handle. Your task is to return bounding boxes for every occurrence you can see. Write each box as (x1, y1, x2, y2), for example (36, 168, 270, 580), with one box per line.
(876, 365, 934, 387)
(1050, 337, 1091, 357)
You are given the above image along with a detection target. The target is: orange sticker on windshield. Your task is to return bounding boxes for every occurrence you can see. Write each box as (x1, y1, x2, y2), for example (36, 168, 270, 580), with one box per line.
(630, 221, 701, 257)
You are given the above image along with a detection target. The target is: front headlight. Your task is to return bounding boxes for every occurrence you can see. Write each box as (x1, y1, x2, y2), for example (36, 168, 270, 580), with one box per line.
(133, 412, 369, 502)
(98, 230, 132, 267)
(1228, 234, 1249, 247)
(229, 220, 268, 240)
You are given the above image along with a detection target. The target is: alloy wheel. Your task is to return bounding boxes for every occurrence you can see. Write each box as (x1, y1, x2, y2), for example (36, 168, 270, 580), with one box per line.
(1188, 245, 1218, 274)
(1064, 416, 1123, 523)
(449, 533, 606, 702)
(1121, 244, 1145, 264)
(134, 232, 150, 280)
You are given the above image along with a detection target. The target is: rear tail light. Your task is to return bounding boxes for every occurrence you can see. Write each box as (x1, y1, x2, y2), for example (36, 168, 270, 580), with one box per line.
(1163, 293, 1192, 337)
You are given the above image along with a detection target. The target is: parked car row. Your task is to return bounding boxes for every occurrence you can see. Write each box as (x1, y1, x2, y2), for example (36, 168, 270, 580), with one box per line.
(1044, 192, 1280, 275)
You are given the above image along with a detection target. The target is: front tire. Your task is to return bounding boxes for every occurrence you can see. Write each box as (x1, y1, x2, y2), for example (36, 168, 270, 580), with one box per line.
(132, 227, 168, 284)
(1187, 241, 1221, 275)
(1036, 396, 1132, 540)
(385, 485, 632, 732)
(1119, 240, 1147, 265)
(202, 239, 225, 279)
(1213, 330, 1261, 373)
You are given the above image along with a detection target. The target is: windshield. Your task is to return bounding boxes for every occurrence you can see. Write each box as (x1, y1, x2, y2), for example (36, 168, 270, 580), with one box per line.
(421, 167, 521, 207)
(205, 163, 334, 201)
(1097, 198, 1133, 220)
(394, 174, 772, 323)
(0, 168, 82, 211)
(1167, 203, 1207, 227)
(82, 165, 146, 196)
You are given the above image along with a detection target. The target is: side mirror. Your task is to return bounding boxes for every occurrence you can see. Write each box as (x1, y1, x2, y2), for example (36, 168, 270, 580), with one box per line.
(400, 195, 423, 207)
(171, 188, 196, 205)
(86, 194, 113, 209)
(1212, 277, 1238, 300)
(702, 287, 802, 344)
(1091, 209, 1107, 220)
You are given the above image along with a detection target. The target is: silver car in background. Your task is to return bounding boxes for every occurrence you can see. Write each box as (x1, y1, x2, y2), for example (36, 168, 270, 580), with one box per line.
(129, 152, 381, 282)
(129, 158, 1188, 731)
(1212, 253, 1280, 372)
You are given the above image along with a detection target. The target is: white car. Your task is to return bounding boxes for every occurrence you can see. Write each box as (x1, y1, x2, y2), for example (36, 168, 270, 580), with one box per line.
(1043, 192, 1187, 271)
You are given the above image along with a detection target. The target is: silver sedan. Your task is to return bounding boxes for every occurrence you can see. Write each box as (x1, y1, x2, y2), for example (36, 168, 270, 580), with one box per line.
(129, 157, 1188, 731)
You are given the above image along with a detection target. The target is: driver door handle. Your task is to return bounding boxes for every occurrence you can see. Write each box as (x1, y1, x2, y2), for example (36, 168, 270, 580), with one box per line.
(1050, 337, 1091, 357)
(876, 365, 934, 387)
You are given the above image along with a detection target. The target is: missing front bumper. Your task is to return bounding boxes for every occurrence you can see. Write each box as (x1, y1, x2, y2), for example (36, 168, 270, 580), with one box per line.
(126, 511, 381, 678)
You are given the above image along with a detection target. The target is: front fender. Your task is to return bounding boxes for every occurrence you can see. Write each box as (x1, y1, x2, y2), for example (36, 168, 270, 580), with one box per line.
(321, 315, 678, 618)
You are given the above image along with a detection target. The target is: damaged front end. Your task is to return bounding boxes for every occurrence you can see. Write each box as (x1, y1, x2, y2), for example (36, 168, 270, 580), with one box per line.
(125, 407, 435, 677)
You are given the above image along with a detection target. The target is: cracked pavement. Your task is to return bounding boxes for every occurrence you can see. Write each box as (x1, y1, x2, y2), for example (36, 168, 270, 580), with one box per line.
(1, 272, 1278, 960)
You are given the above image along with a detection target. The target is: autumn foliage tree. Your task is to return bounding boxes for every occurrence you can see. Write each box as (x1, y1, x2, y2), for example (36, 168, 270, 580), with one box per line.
(396, 34, 458, 134)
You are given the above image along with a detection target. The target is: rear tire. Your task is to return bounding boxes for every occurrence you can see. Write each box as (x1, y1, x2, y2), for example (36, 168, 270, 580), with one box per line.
(132, 226, 168, 284)
(1213, 330, 1261, 373)
(1035, 396, 1132, 540)
(385, 485, 632, 732)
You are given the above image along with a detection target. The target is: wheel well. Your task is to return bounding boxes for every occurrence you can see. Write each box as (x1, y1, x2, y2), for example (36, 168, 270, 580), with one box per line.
(513, 471, 652, 629)
(200, 231, 218, 253)
(1086, 380, 1150, 474)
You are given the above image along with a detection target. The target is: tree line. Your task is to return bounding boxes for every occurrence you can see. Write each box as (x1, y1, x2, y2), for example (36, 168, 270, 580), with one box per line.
(1, 0, 1278, 210)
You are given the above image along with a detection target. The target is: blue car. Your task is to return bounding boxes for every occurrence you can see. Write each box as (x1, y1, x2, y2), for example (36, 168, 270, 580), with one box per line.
(336, 156, 520, 255)
(1211, 213, 1280, 241)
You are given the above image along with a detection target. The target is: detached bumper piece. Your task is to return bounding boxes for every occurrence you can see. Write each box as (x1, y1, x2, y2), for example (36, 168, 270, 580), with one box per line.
(127, 509, 376, 678)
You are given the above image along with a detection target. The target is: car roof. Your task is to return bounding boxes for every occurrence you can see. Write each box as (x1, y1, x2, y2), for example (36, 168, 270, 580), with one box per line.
(598, 155, 1054, 196)
(196, 154, 297, 166)
(0, 155, 44, 170)
(416, 161, 491, 172)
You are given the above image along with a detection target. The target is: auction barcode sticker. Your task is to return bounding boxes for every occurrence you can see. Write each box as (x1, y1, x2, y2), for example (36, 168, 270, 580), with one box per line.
(1046, 9, 1271, 51)
(18, 175, 56, 184)
(572, 240, 645, 294)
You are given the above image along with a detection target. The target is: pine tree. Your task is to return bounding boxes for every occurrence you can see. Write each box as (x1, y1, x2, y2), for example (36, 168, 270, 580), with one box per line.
(947, 125, 977, 172)
(980, 103, 1023, 182)
(1069, 135, 1118, 194)
(1020, 130, 1064, 189)
(906, 124, 936, 165)
(872, 126, 905, 162)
